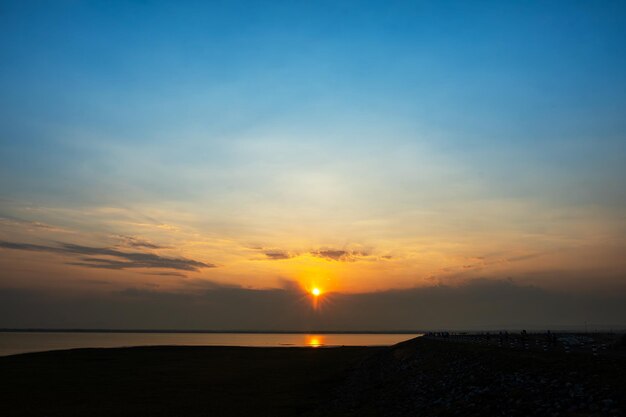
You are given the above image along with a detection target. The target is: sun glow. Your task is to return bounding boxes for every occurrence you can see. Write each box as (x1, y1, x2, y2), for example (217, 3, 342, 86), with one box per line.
(308, 286, 324, 310)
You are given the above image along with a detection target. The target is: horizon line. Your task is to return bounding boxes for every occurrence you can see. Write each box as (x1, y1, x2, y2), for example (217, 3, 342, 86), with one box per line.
(2, 327, 625, 334)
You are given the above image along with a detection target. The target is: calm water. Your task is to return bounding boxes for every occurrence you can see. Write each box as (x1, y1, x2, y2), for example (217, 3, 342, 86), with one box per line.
(0, 332, 420, 356)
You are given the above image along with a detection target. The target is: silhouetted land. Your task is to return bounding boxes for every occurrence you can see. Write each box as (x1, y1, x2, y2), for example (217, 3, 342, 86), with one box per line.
(1, 334, 624, 416)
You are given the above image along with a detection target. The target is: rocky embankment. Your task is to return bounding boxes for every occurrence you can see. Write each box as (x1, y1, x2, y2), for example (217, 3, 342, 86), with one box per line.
(324, 335, 626, 417)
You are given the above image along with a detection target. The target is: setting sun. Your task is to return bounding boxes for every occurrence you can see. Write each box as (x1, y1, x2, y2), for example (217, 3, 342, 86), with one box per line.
(312, 288, 321, 297)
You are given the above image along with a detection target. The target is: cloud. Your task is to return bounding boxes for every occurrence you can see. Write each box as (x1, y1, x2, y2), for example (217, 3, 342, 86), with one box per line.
(113, 235, 164, 249)
(264, 251, 295, 260)
(310, 249, 369, 262)
(259, 248, 371, 262)
(1, 279, 625, 330)
(442, 252, 547, 276)
(506, 253, 542, 263)
(142, 271, 188, 278)
(0, 215, 74, 234)
(0, 240, 214, 272)
(0, 241, 58, 253)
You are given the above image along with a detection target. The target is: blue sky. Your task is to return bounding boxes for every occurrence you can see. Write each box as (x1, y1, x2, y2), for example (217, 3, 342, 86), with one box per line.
(2, 1, 625, 205)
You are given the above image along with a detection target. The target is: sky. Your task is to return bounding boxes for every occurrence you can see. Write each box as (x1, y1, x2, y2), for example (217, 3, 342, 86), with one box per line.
(1, 1, 625, 330)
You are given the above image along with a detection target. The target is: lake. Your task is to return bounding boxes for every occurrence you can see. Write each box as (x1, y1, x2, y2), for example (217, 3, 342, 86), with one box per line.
(0, 332, 421, 356)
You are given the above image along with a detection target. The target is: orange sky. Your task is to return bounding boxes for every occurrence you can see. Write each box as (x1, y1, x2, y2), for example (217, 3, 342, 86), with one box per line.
(1, 198, 624, 297)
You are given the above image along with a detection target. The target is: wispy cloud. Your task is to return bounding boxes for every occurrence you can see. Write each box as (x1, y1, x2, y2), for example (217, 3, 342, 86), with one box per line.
(142, 271, 188, 278)
(112, 234, 165, 249)
(310, 249, 369, 262)
(264, 250, 295, 260)
(0, 215, 74, 234)
(506, 253, 542, 263)
(260, 247, 371, 262)
(0, 240, 214, 272)
(455, 252, 544, 273)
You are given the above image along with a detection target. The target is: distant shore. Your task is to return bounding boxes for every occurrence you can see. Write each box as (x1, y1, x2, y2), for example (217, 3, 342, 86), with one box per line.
(0, 328, 424, 334)
(0, 332, 419, 356)
(1, 334, 624, 416)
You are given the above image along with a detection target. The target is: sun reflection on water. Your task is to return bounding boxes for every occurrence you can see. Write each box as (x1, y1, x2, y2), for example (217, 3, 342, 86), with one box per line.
(307, 335, 323, 347)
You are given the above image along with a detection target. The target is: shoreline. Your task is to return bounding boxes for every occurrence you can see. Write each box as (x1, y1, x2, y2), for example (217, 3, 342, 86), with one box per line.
(0, 332, 420, 357)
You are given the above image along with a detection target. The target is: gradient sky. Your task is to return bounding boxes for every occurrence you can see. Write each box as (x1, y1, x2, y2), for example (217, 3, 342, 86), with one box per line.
(1, 1, 625, 329)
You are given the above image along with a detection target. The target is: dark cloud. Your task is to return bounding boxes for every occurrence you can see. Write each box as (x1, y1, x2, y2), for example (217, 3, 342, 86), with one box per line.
(264, 251, 295, 260)
(68, 259, 140, 270)
(0, 240, 214, 272)
(1, 279, 625, 330)
(0, 241, 59, 253)
(310, 249, 369, 262)
(259, 248, 371, 262)
(142, 272, 187, 278)
(114, 235, 164, 249)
